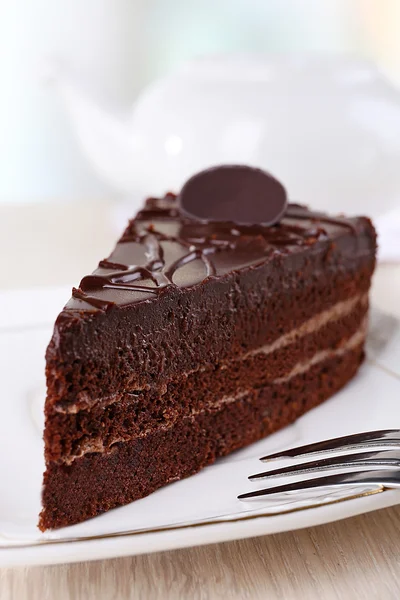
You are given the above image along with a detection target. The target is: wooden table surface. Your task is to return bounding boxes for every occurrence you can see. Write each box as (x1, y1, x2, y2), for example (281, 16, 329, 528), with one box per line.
(1, 203, 400, 600)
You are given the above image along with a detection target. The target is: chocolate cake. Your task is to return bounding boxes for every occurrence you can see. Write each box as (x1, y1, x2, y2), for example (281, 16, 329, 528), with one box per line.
(39, 166, 377, 530)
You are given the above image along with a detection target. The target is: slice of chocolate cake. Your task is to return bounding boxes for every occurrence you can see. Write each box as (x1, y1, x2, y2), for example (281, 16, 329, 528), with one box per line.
(40, 166, 377, 530)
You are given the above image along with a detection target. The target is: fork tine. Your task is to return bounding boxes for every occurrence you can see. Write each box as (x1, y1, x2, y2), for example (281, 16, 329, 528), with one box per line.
(249, 449, 400, 481)
(238, 468, 400, 500)
(260, 430, 400, 461)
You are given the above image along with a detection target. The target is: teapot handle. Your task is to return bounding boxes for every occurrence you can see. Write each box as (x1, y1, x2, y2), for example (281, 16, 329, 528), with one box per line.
(41, 61, 141, 193)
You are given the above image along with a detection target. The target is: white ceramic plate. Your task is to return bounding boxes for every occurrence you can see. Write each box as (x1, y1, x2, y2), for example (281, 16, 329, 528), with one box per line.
(0, 288, 400, 568)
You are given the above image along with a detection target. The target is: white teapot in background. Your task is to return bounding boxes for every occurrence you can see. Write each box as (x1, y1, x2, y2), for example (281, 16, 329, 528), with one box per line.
(50, 55, 400, 218)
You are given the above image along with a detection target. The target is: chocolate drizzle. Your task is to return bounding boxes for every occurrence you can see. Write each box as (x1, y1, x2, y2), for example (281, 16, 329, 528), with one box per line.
(71, 288, 114, 311)
(165, 249, 217, 281)
(71, 194, 362, 311)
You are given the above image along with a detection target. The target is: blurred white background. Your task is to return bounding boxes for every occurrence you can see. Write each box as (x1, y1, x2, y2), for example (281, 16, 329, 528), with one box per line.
(1, 0, 399, 203)
(1, 0, 399, 291)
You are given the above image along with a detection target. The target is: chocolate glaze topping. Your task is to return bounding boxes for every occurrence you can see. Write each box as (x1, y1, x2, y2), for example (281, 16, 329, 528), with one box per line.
(69, 203, 362, 313)
(68, 168, 364, 312)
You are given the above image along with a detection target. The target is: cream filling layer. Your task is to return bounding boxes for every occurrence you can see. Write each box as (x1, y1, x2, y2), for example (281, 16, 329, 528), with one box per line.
(274, 316, 367, 384)
(61, 320, 367, 464)
(243, 293, 367, 359)
(56, 293, 367, 415)
(63, 390, 250, 465)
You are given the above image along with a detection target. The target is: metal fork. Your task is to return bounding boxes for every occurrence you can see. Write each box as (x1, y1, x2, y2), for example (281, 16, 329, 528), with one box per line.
(238, 429, 400, 500)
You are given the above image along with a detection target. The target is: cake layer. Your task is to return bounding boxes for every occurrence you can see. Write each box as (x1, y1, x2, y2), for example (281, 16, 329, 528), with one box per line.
(39, 342, 365, 531)
(44, 294, 368, 463)
(42, 189, 377, 530)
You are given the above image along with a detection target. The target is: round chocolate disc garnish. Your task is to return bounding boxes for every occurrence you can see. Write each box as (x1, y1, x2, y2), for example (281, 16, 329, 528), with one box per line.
(178, 165, 287, 226)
